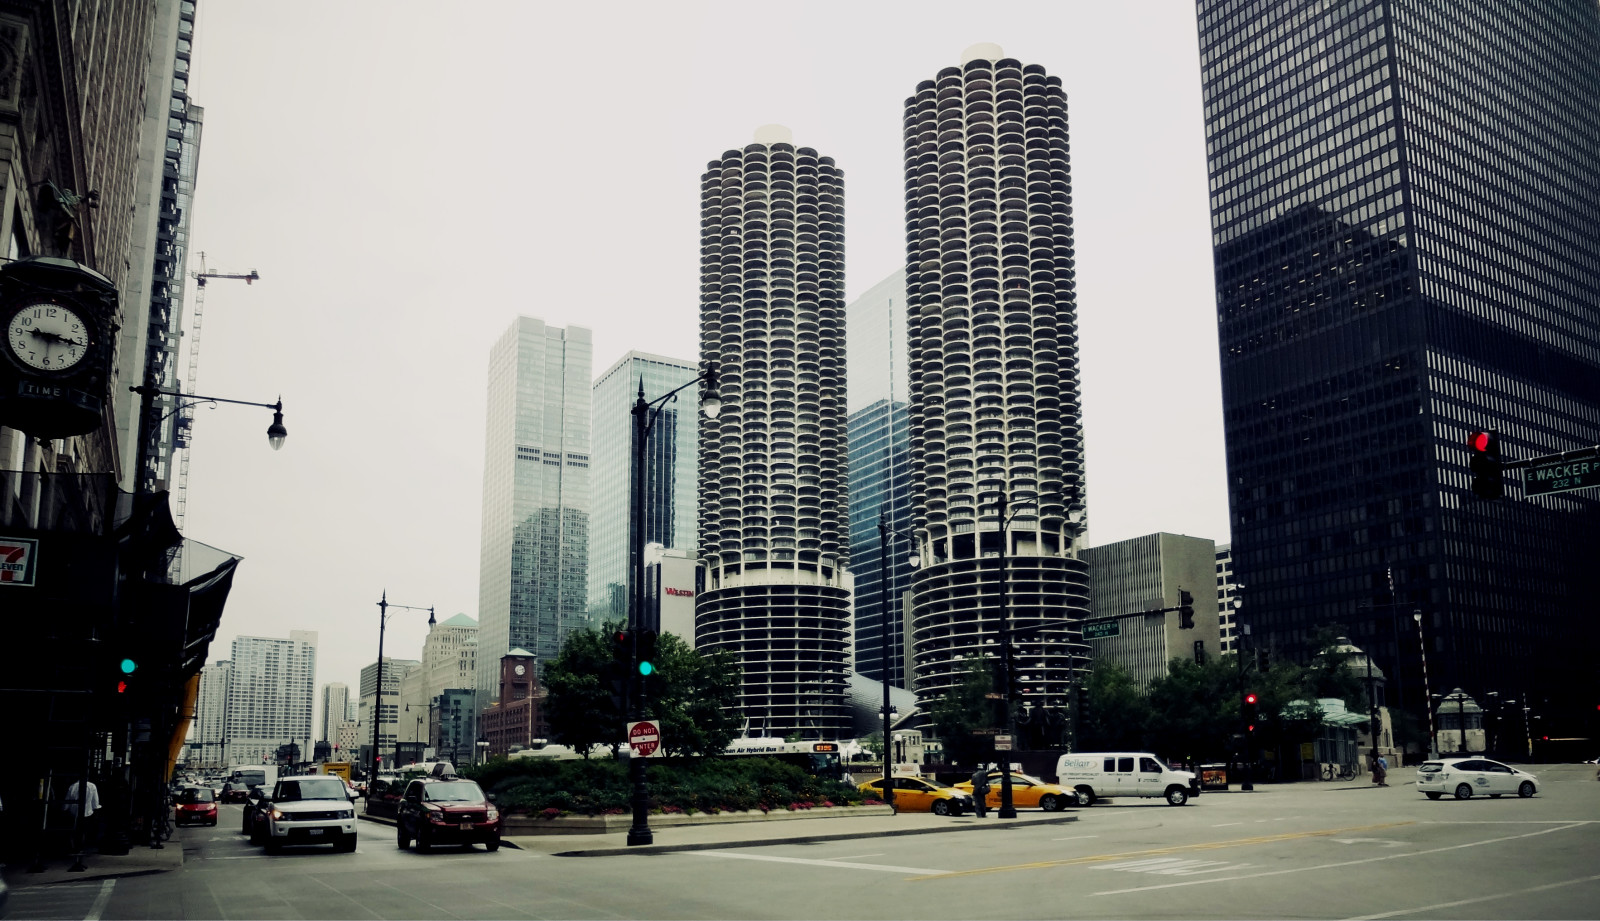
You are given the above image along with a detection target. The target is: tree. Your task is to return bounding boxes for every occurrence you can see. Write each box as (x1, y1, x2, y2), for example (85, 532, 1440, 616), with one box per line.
(928, 656, 1001, 768)
(541, 623, 624, 757)
(644, 632, 742, 757)
(1078, 659, 1150, 752)
(1146, 657, 1238, 761)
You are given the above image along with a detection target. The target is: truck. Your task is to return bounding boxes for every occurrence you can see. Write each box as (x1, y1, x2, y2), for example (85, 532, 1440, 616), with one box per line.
(228, 764, 279, 792)
(319, 761, 352, 782)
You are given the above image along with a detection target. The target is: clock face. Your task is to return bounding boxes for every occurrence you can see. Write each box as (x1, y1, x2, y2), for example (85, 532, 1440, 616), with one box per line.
(7, 303, 91, 372)
(513, 664, 526, 676)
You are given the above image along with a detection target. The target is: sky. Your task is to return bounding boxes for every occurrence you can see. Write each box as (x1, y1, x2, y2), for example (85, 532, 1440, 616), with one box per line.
(179, 1, 1229, 695)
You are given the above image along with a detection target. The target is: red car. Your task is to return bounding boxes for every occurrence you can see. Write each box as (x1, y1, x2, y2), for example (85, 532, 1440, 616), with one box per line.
(175, 786, 218, 826)
(394, 778, 501, 852)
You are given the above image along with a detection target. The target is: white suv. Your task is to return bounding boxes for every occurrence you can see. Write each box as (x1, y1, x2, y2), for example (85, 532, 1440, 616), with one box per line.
(261, 776, 358, 853)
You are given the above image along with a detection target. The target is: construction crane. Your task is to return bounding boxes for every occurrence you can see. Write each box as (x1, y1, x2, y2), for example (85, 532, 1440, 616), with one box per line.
(172, 253, 260, 528)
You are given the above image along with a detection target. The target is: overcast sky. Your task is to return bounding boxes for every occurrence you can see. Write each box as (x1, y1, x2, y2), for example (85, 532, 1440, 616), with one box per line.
(179, 1, 1229, 695)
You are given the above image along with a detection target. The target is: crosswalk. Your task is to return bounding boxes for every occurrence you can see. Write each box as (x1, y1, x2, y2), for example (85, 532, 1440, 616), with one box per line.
(1092, 856, 1254, 877)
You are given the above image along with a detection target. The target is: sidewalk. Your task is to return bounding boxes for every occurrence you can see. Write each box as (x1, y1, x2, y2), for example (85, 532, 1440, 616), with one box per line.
(1, 829, 186, 888)
(512, 809, 1079, 857)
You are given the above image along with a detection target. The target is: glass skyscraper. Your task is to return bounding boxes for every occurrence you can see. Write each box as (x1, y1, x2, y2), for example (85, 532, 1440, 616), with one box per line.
(1198, 0, 1600, 730)
(590, 351, 699, 624)
(846, 268, 913, 686)
(477, 317, 591, 700)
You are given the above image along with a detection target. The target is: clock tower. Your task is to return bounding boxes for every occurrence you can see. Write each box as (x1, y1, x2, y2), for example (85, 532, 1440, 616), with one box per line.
(497, 648, 537, 703)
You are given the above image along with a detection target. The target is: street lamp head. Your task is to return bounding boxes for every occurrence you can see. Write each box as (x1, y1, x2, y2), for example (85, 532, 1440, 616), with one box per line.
(267, 403, 287, 451)
(700, 365, 723, 418)
(1067, 506, 1085, 524)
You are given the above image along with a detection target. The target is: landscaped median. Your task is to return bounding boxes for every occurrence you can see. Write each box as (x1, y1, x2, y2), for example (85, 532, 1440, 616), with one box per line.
(461, 753, 878, 834)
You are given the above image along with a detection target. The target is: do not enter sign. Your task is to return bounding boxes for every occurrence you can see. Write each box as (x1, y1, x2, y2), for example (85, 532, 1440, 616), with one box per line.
(627, 720, 662, 758)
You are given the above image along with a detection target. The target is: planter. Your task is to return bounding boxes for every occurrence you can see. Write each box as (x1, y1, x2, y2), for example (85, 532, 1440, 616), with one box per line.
(503, 804, 895, 836)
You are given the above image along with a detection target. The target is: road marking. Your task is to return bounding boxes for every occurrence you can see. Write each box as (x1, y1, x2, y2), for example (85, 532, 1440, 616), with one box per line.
(823, 853, 883, 861)
(1089, 822, 1585, 896)
(84, 879, 115, 921)
(692, 850, 949, 876)
(1341, 872, 1600, 920)
(1212, 822, 1243, 827)
(909, 821, 1414, 881)
(1051, 835, 1099, 841)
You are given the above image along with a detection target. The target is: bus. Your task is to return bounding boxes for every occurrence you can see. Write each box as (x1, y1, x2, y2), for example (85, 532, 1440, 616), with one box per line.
(720, 738, 844, 780)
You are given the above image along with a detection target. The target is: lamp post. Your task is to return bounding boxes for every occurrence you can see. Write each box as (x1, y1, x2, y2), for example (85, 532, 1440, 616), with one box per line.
(876, 515, 921, 813)
(130, 382, 286, 492)
(1232, 588, 1254, 792)
(626, 365, 724, 847)
(983, 487, 1040, 820)
(370, 592, 434, 782)
(1415, 611, 1435, 758)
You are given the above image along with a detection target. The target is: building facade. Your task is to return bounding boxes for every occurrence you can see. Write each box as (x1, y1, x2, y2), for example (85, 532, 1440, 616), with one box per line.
(188, 660, 231, 768)
(358, 657, 417, 768)
(318, 682, 349, 744)
(1197, 0, 1600, 730)
(695, 125, 852, 738)
(1082, 533, 1223, 689)
(589, 351, 699, 624)
(902, 46, 1091, 721)
(479, 649, 544, 757)
(223, 632, 317, 766)
(478, 317, 591, 700)
(846, 268, 914, 687)
(1215, 543, 1239, 654)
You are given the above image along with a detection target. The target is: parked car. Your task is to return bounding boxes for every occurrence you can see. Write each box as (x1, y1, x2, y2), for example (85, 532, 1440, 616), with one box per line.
(1416, 758, 1538, 800)
(363, 775, 404, 819)
(219, 782, 251, 804)
(253, 776, 358, 853)
(175, 786, 219, 826)
(1055, 752, 1200, 806)
(952, 771, 1077, 811)
(395, 777, 502, 852)
(858, 776, 975, 816)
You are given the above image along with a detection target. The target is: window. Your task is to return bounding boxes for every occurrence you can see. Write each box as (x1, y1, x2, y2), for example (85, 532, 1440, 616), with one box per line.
(1117, 757, 1135, 773)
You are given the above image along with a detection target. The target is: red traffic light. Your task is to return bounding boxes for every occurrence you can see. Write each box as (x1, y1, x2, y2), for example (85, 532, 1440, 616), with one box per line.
(116, 680, 129, 694)
(1245, 693, 1258, 705)
(1468, 431, 1492, 453)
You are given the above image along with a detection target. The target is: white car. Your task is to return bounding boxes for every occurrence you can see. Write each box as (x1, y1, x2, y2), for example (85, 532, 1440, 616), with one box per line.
(1416, 757, 1538, 800)
(259, 776, 358, 853)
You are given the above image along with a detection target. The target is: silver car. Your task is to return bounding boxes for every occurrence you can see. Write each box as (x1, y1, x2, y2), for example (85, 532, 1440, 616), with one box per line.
(1416, 757, 1538, 800)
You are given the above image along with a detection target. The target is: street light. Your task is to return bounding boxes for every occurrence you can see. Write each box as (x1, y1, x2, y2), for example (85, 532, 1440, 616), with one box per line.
(370, 591, 434, 782)
(1415, 611, 1436, 758)
(981, 487, 1042, 820)
(625, 364, 725, 847)
(876, 515, 921, 813)
(1232, 588, 1255, 791)
(131, 382, 286, 490)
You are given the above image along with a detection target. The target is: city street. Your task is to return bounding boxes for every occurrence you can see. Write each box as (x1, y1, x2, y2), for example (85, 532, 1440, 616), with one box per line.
(5, 764, 1597, 920)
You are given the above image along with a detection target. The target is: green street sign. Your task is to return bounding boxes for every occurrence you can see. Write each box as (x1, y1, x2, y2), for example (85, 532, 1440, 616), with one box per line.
(1523, 458, 1599, 497)
(1084, 619, 1120, 640)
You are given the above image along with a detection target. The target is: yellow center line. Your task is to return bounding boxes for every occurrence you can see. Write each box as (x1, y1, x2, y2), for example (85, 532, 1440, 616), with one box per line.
(910, 821, 1416, 881)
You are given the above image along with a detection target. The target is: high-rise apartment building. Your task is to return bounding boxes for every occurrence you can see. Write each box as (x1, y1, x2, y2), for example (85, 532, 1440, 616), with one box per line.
(695, 125, 852, 738)
(189, 660, 231, 768)
(590, 351, 699, 623)
(319, 683, 349, 744)
(902, 46, 1091, 717)
(1197, 0, 1600, 727)
(846, 270, 915, 686)
(223, 632, 317, 766)
(478, 318, 592, 701)
(1082, 533, 1222, 689)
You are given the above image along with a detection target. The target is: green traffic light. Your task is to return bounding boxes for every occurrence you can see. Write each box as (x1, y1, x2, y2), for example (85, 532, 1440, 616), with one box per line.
(639, 661, 654, 677)
(119, 658, 138, 675)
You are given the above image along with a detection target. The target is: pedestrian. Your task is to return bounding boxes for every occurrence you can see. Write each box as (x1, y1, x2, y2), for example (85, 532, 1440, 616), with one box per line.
(970, 764, 990, 818)
(66, 777, 101, 851)
(1376, 752, 1389, 787)
(840, 768, 855, 786)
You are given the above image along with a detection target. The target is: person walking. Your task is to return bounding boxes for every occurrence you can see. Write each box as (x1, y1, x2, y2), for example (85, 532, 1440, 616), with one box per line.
(1376, 752, 1389, 787)
(970, 765, 990, 818)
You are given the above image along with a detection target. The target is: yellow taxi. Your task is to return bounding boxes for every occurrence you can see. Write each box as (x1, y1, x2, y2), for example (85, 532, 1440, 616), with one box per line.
(858, 776, 975, 816)
(952, 771, 1078, 811)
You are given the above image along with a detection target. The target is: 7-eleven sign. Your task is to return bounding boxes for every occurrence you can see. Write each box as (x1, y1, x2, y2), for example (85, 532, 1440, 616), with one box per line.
(0, 537, 38, 587)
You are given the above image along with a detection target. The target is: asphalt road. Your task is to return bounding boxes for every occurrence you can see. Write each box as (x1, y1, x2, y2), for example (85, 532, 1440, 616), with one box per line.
(7, 764, 1597, 920)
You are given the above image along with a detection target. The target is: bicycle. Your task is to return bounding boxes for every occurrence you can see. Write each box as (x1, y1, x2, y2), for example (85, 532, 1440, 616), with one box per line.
(1322, 762, 1358, 781)
(149, 793, 174, 848)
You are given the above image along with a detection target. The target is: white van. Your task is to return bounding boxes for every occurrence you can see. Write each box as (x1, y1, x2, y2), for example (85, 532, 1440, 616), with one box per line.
(1054, 752, 1200, 806)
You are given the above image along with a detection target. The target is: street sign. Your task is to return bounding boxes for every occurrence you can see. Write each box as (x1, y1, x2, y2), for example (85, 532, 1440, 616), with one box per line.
(994, 734, 1013, 751)
(1083, 619, 1120, 640)
(1523, 457, 1599, 497)
(627, 720, 661, 758)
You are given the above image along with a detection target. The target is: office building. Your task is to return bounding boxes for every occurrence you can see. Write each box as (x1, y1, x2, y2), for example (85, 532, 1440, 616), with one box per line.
(590, 351, 699, 623)
(223, 632, 317, 766)
(645, 545, 698, 643)
(359, 657, 417, 768)
(478, 317, 592, 701)
(846, 269, 915, 686)
(1197, 0, 1600, 727)
(319, 682, 349, 744)
(902, 46, 1091, 719)
(1215, 544, 1239, 654)
(695, 125, 852, 738)
(1082, 534, 1222, 689)
(399, 614, 478, 748)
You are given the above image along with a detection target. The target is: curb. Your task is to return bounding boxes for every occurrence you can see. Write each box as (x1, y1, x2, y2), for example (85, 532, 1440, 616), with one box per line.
(357, 813, 521, 849)
(544, 813, 1079, 857)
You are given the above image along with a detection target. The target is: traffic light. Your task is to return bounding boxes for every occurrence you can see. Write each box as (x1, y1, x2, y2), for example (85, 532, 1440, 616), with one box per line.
(1178, 590, 1195, 629)
(1075, 684, 1092, 730)
(1243, 692, 1259, 733)
(636, 629, 659, 677)
(1467, 430, 1503, 500)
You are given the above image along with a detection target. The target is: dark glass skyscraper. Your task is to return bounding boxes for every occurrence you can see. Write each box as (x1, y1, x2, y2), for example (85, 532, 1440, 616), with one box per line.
(1198, 0, 1600, 731)
(848, 398, 912, 684)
